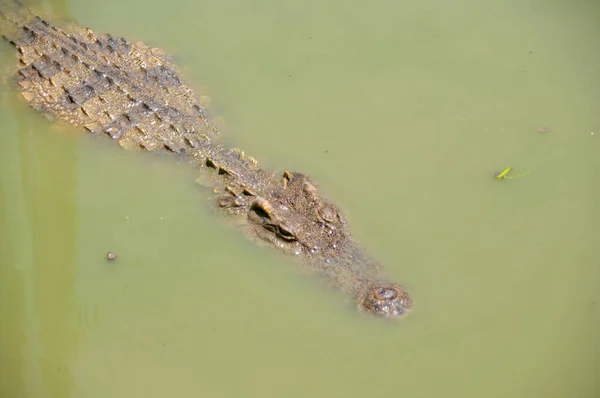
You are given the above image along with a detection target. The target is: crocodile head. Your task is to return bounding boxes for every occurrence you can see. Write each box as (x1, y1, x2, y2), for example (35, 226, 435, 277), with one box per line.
(237, 171, 412, 318)
(245, 172, 345, 255)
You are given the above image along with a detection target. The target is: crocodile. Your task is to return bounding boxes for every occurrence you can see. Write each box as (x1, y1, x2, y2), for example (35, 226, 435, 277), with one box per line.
(0, 1, 412, 318)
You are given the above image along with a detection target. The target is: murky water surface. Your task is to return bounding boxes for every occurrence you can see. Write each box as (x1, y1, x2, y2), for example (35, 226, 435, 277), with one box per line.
(1, 0, 599, 397)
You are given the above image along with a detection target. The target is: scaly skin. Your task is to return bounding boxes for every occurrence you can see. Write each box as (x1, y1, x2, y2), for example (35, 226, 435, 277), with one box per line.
(0, 2, 412, 318)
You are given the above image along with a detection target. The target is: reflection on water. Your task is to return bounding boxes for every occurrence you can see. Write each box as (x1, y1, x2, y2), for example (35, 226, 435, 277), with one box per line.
(16, 93, 79, 397)
(1, 2, 78, 397)
(1, 84, 80, 398)
(1, 0, 599, 397)
(0, 182, 27, 397)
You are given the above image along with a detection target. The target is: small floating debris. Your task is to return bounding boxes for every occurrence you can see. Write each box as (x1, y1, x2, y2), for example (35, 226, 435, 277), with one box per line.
(494, 166, 512, 180)
(106, 252, 117, 261)
(537, 126, 550, 133)
(494, 166, 530, 181)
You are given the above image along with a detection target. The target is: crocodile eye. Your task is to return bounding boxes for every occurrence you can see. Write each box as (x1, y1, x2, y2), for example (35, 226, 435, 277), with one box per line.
(276, 224, 297, 241)
(259, 222, 297, 241)
(248, 198, 297, 242)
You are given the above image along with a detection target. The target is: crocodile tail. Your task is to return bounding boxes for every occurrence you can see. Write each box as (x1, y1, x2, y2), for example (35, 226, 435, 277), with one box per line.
(0, 0, 39, 47)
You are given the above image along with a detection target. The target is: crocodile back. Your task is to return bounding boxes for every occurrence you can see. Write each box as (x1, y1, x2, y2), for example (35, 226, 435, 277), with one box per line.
(1, 1, 218, 153)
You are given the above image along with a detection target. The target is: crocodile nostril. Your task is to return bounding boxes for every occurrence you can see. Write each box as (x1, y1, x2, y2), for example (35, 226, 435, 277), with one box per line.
(373, 286, 398, 301)
(359, 283, 412, 318)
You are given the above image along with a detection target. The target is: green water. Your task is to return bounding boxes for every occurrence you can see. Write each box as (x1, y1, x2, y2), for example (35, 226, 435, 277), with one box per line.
(1, 0, 599, 397)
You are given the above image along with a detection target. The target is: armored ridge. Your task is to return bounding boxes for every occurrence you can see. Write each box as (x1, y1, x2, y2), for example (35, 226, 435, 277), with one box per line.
(0, 2, 412, 318)
(0, 3, 219, 153)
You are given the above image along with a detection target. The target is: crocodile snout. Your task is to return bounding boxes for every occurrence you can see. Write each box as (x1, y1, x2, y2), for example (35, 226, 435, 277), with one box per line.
(359, 284, 412, 318)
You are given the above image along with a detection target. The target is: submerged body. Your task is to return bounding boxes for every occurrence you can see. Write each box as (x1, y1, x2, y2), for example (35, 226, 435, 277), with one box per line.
(0, 1, 412, 318)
